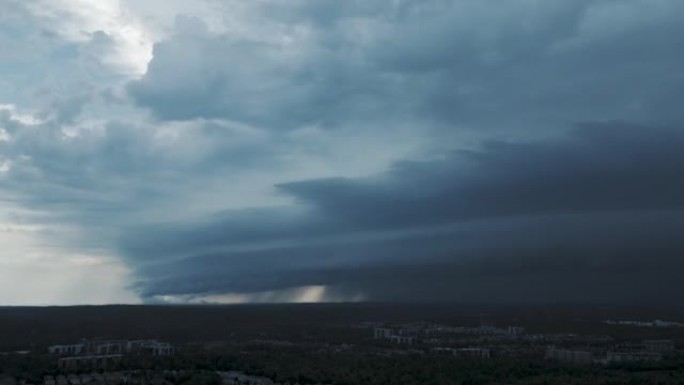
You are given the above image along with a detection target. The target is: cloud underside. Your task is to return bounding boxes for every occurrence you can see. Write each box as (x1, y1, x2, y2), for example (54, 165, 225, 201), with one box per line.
(3, 0, 684, 305)
(119, 0, 684, 304)
(122, 123, 684, 304)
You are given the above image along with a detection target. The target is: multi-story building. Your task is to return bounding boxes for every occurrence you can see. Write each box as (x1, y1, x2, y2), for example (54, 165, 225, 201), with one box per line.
(643, 340, 674, 354)
(389, 335, 416, 345)
(47, 344, 84, 355)
(454, 348, 491, 358)
(374, 327, 418, 345)
(607, 352, 662, 363)
(127, 340, 174, 356)
(49, 339, 174, 370)
(373, 328, 393, 340)
(545, 348, 594, 364)
(57, 354, 123, 370)
(48, 339, 173, 357)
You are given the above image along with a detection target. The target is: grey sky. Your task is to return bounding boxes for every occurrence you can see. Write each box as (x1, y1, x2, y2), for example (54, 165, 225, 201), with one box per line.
(0, 0, 683, 305)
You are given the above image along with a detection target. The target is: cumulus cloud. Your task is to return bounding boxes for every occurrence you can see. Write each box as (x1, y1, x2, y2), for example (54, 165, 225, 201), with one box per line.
(19, 0, 153, 75)
(129, 0, 684, 132)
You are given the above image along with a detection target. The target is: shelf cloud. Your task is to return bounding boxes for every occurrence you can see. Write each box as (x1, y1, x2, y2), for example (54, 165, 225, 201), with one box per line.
(1, 0, 683, 304)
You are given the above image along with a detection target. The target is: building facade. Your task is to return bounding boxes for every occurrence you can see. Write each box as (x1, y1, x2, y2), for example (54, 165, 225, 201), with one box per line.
(607, 352, 662, 363)
(545, 348, 594, 364)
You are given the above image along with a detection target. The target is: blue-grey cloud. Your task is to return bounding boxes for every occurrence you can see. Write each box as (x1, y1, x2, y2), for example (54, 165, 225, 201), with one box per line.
(120, 123, 684, 304)
(3, 1, 684, 305)
(129, 1, 684, 132)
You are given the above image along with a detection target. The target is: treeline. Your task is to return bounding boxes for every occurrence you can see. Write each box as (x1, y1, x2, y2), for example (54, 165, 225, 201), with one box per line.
(3, 348, 684, 384)
(2, 305, 684, 351)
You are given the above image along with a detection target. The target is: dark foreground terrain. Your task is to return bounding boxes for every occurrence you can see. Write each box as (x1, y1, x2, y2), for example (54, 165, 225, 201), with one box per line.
(2, 303, 684, 384)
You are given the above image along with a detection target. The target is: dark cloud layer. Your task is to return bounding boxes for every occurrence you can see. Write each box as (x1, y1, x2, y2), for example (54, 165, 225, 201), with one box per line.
(121, 123, 684, 304)
(4, 1, 684, 305)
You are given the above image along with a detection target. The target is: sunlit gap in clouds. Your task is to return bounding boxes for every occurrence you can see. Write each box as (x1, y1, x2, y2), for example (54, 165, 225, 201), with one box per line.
(151, 285, 367, 305)
(25, 0, 154, 76)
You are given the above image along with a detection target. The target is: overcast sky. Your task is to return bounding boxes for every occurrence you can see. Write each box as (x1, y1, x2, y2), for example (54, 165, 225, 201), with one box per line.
(1, 0, 683, 305)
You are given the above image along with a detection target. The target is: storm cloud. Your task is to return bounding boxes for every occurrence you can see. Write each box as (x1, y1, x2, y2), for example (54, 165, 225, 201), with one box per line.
(128, 0, 684, 131)
(120, 123, 684, 304)
(1, 1, 684, 305)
